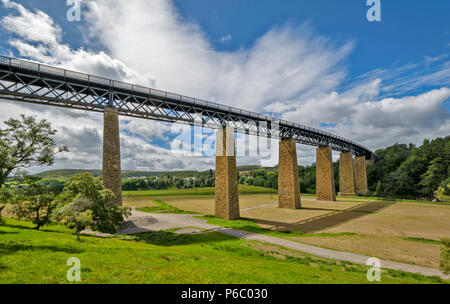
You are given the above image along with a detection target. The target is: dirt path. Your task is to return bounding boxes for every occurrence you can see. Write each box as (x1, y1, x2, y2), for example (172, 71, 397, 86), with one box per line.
(110, 209, 449, 280)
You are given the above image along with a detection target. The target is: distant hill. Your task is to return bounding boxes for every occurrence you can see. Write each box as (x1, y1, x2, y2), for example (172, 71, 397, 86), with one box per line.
(33, 169, 200, 181)
(31, 166, 276, 181)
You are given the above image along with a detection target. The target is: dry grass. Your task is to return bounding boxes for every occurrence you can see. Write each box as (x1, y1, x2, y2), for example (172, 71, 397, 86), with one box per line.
(122, 197, 159, 208)
(132, 193, 450, 270)
(290, 234, 443, 269)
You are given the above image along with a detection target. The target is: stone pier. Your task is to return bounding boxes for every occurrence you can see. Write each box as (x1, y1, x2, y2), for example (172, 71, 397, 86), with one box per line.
(215, 126, 240, 220)
(339, 152, 356, 196)
(354, 156, 368, 195)
(103, 107, 123, 205)
(278, 138, 301, 209)
(316, 146, 336, 201)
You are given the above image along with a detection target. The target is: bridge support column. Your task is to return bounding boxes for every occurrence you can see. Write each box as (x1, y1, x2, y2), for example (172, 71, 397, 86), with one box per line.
(278, 138, 301, 209)
(339, 152, 356, 196)
(215, 126, 240, 220)
(354, 156, 368, 195)
(103, 107, 123, 206)
(316, 146, 336, 201)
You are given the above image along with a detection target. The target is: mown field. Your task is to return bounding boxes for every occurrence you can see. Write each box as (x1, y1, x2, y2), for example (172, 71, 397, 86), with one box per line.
(0, 218, 446, 284)
(123, 191, 450, 270)
(122, 185, 283, 197)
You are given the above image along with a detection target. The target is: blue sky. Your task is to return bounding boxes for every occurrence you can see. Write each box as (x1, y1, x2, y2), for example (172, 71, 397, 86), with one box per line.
(0, 0, 449, 172)
(2, 0, 448, 101)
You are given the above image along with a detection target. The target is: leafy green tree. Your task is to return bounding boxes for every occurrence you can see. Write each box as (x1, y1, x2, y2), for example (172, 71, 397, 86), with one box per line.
(0, 115, 67, 215)
(53, 197, 94, 242)
(375, 180, 384, 197)
(0, 115, 68, 187)
(367, 136, 449, 199)
(58, 173, 130, 233)
(420, 157, 448, 197)
(11, 175, 58, 229)
(436, 177, 450, 202)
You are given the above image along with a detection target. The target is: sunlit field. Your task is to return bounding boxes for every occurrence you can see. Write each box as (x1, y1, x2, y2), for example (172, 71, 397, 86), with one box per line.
(0, 217, 445, 284)
(123, 191, 450, 270)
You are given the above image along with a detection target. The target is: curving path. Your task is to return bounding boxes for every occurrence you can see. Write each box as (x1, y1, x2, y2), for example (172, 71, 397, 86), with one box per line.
(111, 208, 450, 280)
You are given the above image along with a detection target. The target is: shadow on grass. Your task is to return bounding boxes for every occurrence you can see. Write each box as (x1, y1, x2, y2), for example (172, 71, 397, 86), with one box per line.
(133, 230, 234, 247)
(251, 201, 394, 233)
(0, 242, 84, 256)
(0, 230, 18, 235)
(0, 222, 71, 234)
(0, 263, 9, 271)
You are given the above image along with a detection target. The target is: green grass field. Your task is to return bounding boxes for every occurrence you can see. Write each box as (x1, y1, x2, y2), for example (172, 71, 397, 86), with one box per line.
(123, 185, 282, 197)
(137, 200, 198, 214)
(0, 217, 445, 284)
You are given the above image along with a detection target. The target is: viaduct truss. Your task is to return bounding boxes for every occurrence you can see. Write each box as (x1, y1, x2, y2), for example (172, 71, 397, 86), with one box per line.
(0, 56, 374, 217)
(0, 56, 373, 159)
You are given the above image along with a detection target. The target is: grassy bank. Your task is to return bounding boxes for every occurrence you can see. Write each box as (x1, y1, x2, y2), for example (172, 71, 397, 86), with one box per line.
(0, 218, 445, 284)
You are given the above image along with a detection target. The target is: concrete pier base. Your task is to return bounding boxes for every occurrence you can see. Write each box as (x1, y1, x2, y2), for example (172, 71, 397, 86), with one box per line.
(354, 156, 369, 195)
(215, 126, 240, 220)
(278, 138, 301, 209)
(103, 107, 123, 205)
(316, 146, 336, 201)
(339, 152, 356, 196)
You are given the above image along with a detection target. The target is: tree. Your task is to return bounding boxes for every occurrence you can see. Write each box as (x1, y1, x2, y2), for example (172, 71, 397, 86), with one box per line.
(0, 115, 67, 187)
(53, 197, 94, 242)
(11, 175, 58, 229)
(58, 173, 130, 233)
(0, 187, 12, 222)
(0, 115, 67, 214)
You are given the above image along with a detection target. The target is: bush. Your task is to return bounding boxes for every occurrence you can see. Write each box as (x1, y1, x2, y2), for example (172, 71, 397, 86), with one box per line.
(53, 197, 94, 241)
(441, 239, 450, 274)
(57, 173, 130, 233)
(0, 187, 13, 222)
(435, 178, 450, 202)
(11, 176, 57, 230)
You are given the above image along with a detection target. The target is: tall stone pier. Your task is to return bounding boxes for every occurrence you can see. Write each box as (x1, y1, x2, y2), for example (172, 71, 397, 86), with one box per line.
(278, 138, 301, 209)
(339, 151, 356, 196)
(354, 156, 368, 195)
(316, 146, 336, 201)
(215, 126, 240, 220)
(103, 107, 123, 205)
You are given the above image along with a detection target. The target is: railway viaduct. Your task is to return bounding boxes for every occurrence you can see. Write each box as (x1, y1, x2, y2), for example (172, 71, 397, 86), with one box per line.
(0, 56, 374, 220)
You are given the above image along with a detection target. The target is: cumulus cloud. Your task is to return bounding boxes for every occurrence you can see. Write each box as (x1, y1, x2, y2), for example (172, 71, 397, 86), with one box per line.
(0, 0, 154, 85)
(0, 0, 449, 173)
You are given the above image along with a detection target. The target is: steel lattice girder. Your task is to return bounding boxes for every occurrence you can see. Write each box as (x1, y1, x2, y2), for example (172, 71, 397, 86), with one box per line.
(0, 56, 373, 159)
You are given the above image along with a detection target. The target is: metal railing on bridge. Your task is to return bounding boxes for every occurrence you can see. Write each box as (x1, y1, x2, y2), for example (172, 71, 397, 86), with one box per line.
(0, 55, 373, 158)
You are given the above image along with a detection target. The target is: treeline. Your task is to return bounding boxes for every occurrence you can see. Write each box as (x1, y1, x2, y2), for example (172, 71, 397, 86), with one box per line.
(121, 169, 215, 191)
(9, 138, 448, 201)
(239, 164, 339, 195)
(239, 136, 449, 201)
(367, 136, 449, 200)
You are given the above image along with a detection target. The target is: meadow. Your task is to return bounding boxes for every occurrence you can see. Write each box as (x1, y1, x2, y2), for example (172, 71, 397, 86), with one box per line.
(0, 217, 445, 284)
(123, 192, 450, 270)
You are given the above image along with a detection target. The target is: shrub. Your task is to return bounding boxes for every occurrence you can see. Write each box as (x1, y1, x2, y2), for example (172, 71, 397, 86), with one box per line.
(57, 173, 130, 233)
(440, 239, 450, 274)
(11, 176, 57, 229)
(53, 197, 94, 241)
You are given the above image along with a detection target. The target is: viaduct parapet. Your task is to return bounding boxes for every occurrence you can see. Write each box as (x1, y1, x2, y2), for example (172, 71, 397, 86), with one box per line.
(0, 56, 375, 218)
